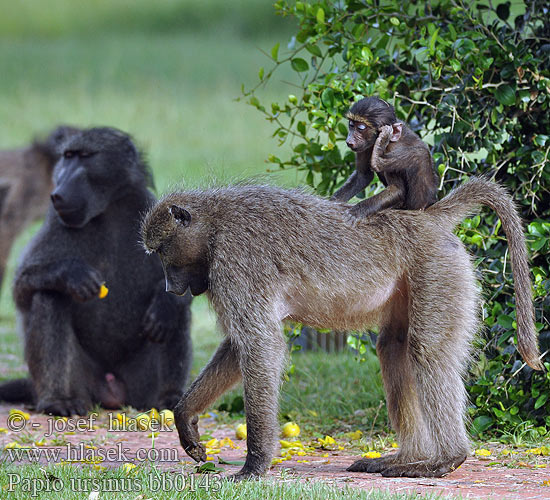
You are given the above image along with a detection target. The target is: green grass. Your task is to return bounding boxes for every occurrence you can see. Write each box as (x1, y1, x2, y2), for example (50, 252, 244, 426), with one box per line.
(0, 463, 453, 500)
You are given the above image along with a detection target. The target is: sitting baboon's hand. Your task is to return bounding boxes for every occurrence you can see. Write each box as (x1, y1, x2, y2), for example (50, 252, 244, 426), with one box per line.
(142, 290, 181, 343)
(175, 414, 206, 463)
(64, 264, 104, 302)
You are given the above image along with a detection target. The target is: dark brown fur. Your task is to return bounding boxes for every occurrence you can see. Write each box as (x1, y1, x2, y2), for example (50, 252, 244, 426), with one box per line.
(1, 127, 192, 416)
(141, 177, 541, 481)
(332, 97, 438, 217)
(0, 126, 79, 289)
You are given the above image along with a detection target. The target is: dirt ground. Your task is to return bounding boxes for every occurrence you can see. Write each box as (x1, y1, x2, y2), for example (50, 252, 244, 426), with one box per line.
(1, 404, 549, 499)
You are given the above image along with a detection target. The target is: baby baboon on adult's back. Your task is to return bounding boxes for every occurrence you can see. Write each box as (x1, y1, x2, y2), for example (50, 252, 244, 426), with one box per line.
(142, 178, 541, 481)
(0, 127, 192, 416)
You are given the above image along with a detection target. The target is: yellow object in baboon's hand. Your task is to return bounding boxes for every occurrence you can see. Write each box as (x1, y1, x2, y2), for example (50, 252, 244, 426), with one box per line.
(98, 283, 109, 299)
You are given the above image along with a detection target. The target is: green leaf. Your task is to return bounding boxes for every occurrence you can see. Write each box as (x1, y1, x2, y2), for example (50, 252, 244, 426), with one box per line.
(321, 88, 335, 109)
(390, 17, 400, 26)
(495, 84, 516, 106)
(271, 42, 280, 61)
(196, 462, 224, 473)
(306, 44, 322, 57)
(258, 67, 264, 80)
(218, 457, 246, 466)
(497, 314, 514, 329)
(291, 58, 309, 72)
(316, 7, 325, 23)
(535, 394, 548, 410)
(472, 415, 493, 434)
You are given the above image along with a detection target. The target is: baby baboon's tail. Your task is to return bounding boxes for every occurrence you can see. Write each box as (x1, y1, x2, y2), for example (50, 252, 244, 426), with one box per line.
(0, 378, 35, 404)
(427, 176, 543, 370)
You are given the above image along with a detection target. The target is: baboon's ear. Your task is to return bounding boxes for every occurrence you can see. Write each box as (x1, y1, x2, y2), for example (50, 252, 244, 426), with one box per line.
(169, 205, 191, 227)
(390, 122, 403, 142)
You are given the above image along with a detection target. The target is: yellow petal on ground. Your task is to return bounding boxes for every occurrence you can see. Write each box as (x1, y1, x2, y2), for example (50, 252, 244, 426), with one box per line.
(219, 437, 237, 449)
(391, 442, 399, 448)
(475, 449, 491, 457)
(534, 464, 547, 468)
(135, 413, 150, 430)
(526, 447, 543, 455)
(159, 409, 174, 427)
(121, 463, 136, 473)
(4, 442, 23, 449)
(205, 438, 219, 449)
(0, 428, 8, 434)
(348, 430, 363, 440)
(116, 413, 126, 424)
(149, 408, 160, 422)
(9, 409, 30, 420)
(34, 439, 46, 446)
(281, 422, 300, 438)
(362, 451, 381, 459)
(236, 423, 247, 440)
(543, 480, 550, 486)
(98, 284, 109, 299)
(297, 459, 310, 463)
(147, 432, 159, 438)
(271, 458, 285, 465)
(318, 435, 336, 448)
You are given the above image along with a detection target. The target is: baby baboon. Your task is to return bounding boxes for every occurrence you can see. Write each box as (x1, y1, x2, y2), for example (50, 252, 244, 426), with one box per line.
(0, 126, 79, 289)
(0, 127, 192, 416)
(142, 178, 541, 480)
(331, 97, 438, 217)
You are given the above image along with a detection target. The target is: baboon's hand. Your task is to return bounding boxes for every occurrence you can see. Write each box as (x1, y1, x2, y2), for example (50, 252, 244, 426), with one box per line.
(176, 415, 206, 462)
(64, 264, 104, 302)
(142, 290, 181, 343)
(371, 125, 393, 172)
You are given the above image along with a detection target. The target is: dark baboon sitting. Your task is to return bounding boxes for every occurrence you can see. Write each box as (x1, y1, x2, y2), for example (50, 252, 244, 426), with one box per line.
(0, 126, 79, 289)
(141, 178, 541, 480)
(332, 96, 438, 217)
(0, 127, 192, 416)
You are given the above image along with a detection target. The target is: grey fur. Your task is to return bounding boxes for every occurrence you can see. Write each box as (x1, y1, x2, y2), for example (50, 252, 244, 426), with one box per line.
(141, 177, 541, 480)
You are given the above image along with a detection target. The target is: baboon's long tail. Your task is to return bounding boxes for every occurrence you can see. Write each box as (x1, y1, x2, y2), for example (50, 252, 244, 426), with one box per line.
(0, 378, 35, 404)
(426, 176, 543, 370)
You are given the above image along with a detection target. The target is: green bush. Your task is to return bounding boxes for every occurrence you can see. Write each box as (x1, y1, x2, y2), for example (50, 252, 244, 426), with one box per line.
(244, 0, 550, 435)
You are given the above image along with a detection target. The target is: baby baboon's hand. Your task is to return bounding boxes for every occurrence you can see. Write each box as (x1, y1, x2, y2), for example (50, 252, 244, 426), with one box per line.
(176, 414, 206, 462)
(371, 125, 393, 172)
(64, 264, 104, 302)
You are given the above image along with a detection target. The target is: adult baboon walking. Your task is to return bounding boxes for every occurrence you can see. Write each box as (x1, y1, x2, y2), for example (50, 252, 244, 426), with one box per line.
(142, 177, 541, 480)
(0, 127, 192, 416)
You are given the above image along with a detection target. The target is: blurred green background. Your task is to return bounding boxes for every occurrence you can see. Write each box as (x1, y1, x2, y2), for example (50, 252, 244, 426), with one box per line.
(0, 0, 383, 432)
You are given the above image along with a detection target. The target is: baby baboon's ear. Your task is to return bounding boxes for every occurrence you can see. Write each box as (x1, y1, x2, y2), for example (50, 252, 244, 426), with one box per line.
(169, 205, 191, 227)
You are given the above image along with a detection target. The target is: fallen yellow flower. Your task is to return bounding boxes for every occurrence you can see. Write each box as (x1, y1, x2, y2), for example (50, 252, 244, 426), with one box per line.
(0, 428, 8, 434)
(205, 438, 219, 449)
(362, 451, 381, 459)
(135, 413, 150, 430)
(121, 463, 136, 473)
(391, 442, 399, 448)
(543, 480, 550, 486)
(9, 409, 30, 421)
(219, 437, 238, 449)
(160, 409, 175, 427)
(149, 408, 160, 422)
(281, 422, 300, 438)
(318, 435, 336, 448)
(98, 284, 109, 299)
(348, 430, 363, 440)
(4, 442, 22, 449)
(475, 449, 491, 457)
(236, 423, 247, 440)
(280, 439, 304, 449)
(116, 413, 127, 425)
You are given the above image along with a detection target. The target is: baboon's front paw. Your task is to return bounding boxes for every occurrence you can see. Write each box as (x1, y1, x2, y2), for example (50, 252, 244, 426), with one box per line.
(37, 397, 90, 417)
(381, 455, 467, 478)
(347, 455, 397, 473)
(66, 267, 103, 302)
(175, 414, 206, 462)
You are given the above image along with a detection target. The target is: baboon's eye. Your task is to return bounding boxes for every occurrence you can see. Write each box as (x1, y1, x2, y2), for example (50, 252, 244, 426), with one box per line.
(357, 123, 366, 131)
(348, 120, 354, 129)
(63, 150, 75, 159)
(79, 151, 95, 158)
